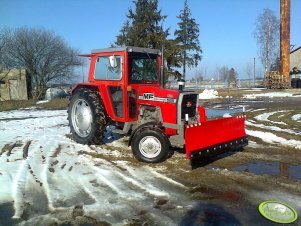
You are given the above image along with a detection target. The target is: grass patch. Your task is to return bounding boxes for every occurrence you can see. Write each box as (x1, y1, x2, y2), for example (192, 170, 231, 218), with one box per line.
(38, 98, 69, 110)
(217, 88, 245, 98)
(0, 100, 37, 111)
(0, 98, 69, 112)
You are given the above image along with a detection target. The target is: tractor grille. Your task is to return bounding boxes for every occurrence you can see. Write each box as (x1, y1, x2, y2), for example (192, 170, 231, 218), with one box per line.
(181, 93, 198, 119)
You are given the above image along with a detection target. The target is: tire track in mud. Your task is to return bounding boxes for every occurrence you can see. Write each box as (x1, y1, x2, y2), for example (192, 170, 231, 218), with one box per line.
(1, 143, 16, 156)
(4, 141, 192, 225)
(76, 157, 190, 225)
(12, 159, 29, 218)
(41, 144, 99, 209)
(23, 141, 31, 159)
(1, 142, 24, 158)
(10, 140, 53, 219)
(21, 141, 44, 187)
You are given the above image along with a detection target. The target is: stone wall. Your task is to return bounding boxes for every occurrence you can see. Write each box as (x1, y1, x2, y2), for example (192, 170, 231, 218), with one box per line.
(0, 69, 29, 101)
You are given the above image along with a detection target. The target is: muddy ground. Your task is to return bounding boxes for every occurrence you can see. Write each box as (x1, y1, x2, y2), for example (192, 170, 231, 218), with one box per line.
(0, 93, 301, 226)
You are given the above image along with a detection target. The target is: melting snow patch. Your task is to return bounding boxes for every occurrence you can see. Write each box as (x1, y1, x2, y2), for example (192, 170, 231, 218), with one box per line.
(251, 108, 266, 112)
(254, 111, 288, 125)
(246, 121, 301, 135)
(246, 129, 301, 150)
(223, 113, 232, 118)
(199, 89, 220, 99)
(292, 114, 301, 123)
(243, 92, 293, 99)
(36, 100, 49, 104)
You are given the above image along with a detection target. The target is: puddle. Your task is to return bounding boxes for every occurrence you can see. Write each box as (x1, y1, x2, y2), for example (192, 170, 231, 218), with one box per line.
(233, 161, 301, 180)
(190, 185, 243, 203)
(288, 165, 301, 180)
(0, 202, 20, 225)
(206, 108, 242, 119)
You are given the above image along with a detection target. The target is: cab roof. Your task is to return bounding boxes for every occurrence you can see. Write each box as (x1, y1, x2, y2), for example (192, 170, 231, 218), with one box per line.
(91, 46, 161, 55)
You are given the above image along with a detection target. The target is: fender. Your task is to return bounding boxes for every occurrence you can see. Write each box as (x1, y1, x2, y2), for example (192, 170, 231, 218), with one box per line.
(71, 83, 100, 94)
(128, 122, 170, 147)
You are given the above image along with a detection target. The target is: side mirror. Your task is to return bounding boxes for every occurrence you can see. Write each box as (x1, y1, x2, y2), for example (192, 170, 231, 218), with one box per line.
(109, 55, 117, 68)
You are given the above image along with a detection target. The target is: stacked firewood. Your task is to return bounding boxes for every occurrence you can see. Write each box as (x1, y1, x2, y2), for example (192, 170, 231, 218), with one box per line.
(265, 71, 290, 89)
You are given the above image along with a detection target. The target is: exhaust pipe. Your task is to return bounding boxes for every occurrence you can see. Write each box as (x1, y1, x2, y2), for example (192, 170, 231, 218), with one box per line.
(178, 78, 185, 91)
(160, 46, 164, 89)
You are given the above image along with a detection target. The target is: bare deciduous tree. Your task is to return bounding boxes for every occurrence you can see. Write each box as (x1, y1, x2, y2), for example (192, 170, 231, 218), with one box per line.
(194, 69, 203, 82)
(4, 27, 82, 99)
(254, 9, 280, 72)
(219, 66, 229, 83)
(213, 65, 220, 81)
(244, 62, 252, 87)
(0, 29, 12, 82)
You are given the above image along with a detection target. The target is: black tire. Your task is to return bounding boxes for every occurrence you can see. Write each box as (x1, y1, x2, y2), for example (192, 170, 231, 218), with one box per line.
(297, 78, 301, 88)
(291, 78, 297, 88)
(68, 88, 108, 145)
(131, 129, 169, 163)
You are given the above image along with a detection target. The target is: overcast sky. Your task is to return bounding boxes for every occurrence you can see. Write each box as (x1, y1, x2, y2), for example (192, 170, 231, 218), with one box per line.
(1, 0, 301, 80)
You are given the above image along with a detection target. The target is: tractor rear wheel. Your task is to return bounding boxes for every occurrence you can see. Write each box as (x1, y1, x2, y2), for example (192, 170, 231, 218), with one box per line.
(131, 129, 169, 163)
(68, 88, 107, 145)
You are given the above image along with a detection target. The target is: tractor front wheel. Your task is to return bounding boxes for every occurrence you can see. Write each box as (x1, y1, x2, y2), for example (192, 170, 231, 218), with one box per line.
(68, 88, 107, 145)
(131, 129, 169, 163)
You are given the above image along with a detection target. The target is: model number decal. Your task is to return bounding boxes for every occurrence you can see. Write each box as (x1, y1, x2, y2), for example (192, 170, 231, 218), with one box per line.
(139, 93, 176, 103)
(142, 93, 154, 100)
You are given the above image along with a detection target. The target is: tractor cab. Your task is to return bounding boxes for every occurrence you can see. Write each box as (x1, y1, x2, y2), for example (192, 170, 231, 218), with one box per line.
(84, 46, 162, 123)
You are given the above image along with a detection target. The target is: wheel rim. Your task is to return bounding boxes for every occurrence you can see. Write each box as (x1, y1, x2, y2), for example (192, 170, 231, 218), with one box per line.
(138, 136, 162, 158)
(71, 99, 92, 138)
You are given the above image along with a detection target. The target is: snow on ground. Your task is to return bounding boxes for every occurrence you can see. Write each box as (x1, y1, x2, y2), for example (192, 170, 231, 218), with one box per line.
(36, 100, 49, 104)
(247, 109, 301, 147)
(199, 89, 220, 99)
(243, 92, 294, 99)
(254, 110, 288, 125)
(292, 114, 301, 123)
(246, 120, 301, 136)
(0, 109, 191, 225)
(250, 108, 266, 112)
(242, 88, 266, 92)
(246, 129, 301, 150)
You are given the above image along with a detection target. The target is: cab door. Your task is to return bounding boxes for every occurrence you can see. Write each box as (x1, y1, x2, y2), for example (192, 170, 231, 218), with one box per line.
(94, 54, 125, 121)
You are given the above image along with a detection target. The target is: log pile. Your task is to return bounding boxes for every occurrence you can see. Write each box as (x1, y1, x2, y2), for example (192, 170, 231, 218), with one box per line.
(265, 71, 290, 89)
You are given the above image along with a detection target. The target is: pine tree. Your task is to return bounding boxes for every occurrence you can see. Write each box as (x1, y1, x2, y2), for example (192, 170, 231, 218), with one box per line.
(228, 68, 238, 87)
(174, 0, 202, 80)
(115, 0, 168, 49)
(115, 0, 181, 80)
(116, 20, 131, 46)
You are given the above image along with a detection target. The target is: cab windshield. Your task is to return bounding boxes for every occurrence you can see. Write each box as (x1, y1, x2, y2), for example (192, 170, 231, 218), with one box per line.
(128, 52, 159, 83)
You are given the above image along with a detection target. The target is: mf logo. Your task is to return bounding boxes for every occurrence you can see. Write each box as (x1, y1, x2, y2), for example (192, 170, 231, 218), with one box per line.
(142, 93, 154, 100)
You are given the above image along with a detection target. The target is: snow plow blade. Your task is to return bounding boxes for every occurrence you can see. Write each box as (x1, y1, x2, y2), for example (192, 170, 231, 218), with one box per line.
(185, 115, 248, 159)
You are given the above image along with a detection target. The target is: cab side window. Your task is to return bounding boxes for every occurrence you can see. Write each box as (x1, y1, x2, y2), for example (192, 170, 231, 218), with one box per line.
(94, 56, 122, 80)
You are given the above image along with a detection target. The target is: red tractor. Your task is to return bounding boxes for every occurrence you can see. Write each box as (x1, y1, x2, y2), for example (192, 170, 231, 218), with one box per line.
(68, 46, 247, 163)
